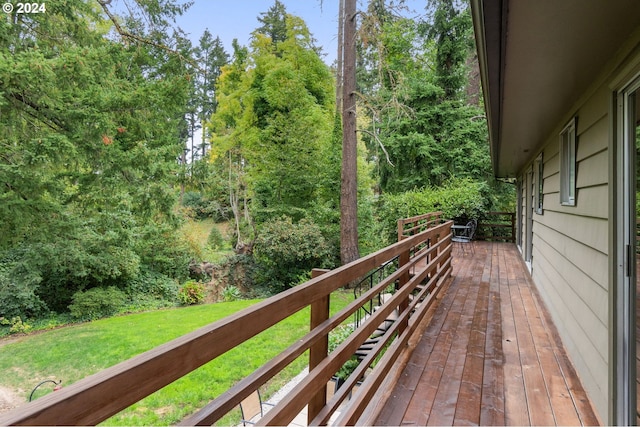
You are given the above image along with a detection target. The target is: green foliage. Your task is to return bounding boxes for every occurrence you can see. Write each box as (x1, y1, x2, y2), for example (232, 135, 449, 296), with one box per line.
(207, 227, 225, 250)
(222, 254, 263, 297)
(222, 285, 242, 302)
(0, 0, 194, 316)
(254, 217, 335, 291)
(0, 316, 32, 335)
(328, 324, 355, 353)
(0, 256, 47, 319)
(336, 357, 361, 381)
(209, 13, 335, 230)
(255, 0, 288, 46)
(375, 178, 490, 244)
(182, 191, 229, 221)
(125, 269, 179, 304)
(135, 224, 195, 282)
(328, 324, 360, 381)
(177, 280, 206, 305)
(356, 0, 494, 195)
(68, 287, 127, 321)
(427, 0, 474, 99)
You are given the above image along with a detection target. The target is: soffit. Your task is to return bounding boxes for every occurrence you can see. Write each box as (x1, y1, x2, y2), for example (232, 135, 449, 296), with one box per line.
(474, 0, 640, 177)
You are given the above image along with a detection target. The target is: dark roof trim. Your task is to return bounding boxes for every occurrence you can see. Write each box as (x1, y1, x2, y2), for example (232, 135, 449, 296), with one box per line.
(470, 0, 507, 177)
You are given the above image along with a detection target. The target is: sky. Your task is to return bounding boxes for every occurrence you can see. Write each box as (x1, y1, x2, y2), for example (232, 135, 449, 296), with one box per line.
(175, 1, 339, 64)
(171, 0, 428, 66)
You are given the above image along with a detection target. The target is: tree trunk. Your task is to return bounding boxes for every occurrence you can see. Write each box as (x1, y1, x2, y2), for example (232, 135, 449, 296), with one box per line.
(335, 0, 344, 114)
(340, 0, 360, 265)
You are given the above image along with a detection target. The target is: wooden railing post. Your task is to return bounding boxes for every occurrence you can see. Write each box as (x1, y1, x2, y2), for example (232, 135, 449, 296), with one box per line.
(397, 249, 410, 336)
(308, 268, 330, 424)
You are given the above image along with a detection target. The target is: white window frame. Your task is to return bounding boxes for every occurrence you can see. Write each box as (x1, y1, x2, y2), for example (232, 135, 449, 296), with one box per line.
(559, 117, 577, 206)
(534, 153, 543, 214)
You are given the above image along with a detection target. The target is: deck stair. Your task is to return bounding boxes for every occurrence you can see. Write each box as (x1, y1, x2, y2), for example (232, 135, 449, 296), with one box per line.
(355, 294, 398, 361)
(352, 256, 431, 362)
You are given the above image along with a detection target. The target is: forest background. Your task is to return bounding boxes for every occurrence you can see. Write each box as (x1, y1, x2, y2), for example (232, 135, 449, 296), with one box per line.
(0, 0, 513, 332)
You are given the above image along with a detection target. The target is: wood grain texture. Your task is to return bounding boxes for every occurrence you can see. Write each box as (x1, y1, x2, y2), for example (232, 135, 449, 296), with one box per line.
(374, 241, 600, 426)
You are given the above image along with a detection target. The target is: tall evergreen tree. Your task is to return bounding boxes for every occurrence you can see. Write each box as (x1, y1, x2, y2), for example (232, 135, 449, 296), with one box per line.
(428, 0, 473, 100)
(340, 0, 360, 264)
(255, 0, 288, 46)
(355, 0, 492, 192)
(194, 30, 229, 158)
(0, 0, 194, 312)
(209, 14, 335, 248)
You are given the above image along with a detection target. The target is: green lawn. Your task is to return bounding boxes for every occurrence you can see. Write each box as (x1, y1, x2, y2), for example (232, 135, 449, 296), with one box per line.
(0, 291, 353, 425)
(179, 218, 234, 263)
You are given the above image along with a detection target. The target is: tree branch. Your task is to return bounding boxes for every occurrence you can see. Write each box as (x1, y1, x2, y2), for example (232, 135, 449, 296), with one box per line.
(96, 0, 202, 72)
(358, 128, 394, 167)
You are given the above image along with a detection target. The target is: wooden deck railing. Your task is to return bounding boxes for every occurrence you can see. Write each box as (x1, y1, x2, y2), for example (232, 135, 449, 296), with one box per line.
(397, 211, 445, 241)
(475, 211, 515, 242)
(0, 219, 453, 426)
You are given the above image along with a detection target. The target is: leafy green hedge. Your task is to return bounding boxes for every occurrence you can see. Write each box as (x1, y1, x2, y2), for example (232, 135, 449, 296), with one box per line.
(374, 178, 491, 244)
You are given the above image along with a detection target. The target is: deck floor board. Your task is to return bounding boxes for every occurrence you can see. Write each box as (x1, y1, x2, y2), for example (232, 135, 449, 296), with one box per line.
(373, 241, 599, 426)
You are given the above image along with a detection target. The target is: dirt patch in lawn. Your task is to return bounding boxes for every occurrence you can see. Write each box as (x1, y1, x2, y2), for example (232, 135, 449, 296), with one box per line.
(0, 385, 24, 414)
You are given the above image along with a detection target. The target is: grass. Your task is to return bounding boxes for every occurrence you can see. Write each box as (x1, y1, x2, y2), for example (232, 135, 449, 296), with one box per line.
(179, 218, 234, 263)
(0, 290, 354, 426)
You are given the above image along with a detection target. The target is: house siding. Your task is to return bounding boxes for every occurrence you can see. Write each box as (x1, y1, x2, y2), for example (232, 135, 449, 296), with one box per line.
(523, 85, 611, 419)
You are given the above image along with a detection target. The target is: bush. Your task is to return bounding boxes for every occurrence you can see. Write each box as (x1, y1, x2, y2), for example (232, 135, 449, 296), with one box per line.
(0, 316, 32, 335)
(0, 265, 47, 319)
(136, 224, 195, 281)
(222, 285, 241, 302)
(328, 324, 360, 381)
(254, 217, 335, 292)
(124, 269, 179, 310)
(375, 178, 491, 244)
(68, 287, 127, 321)
(182, 191, 229, 221)
(328, 324, 355, 353)
(207, 227, 225, 250)
(222, 254, 265, 297)
(177, 280, 205, 305)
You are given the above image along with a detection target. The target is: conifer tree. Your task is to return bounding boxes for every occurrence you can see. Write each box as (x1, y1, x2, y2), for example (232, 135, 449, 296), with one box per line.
(340, 0, 360, 264)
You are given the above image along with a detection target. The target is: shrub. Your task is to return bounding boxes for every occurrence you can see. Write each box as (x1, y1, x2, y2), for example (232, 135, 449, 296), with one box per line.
(0, 316, 32, 335)
(328, 324, 360, 381)
(254, 217, 335, 292)
(124, 269, 179, 310)
(177, 280, 206, 305)
(222, 254, 265, 298)
(207, 227, 225, 250)
(375, 178, 490, 244)
(0, 263, 47, 319)
(68, 287, 127, 321)
(328, 324, 355, 353)
(222, 285, 241, 302)
(182, 191, 229, 221)
(136, 224, 195, 281)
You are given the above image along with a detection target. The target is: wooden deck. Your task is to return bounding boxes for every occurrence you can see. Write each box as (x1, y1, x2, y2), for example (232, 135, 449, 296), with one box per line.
(373, 241, 601, 426)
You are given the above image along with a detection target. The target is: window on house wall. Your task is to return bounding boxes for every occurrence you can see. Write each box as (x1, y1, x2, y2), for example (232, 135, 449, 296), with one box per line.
(534, 154, 543, 214)
(560, 117, 577, 206)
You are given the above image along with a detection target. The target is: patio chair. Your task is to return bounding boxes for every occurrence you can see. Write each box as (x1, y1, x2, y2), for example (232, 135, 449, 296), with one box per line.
(239, 389, 274, 425)
(452, 219, 477, 254)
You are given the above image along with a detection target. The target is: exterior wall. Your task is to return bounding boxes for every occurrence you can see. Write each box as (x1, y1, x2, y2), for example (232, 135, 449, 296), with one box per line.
(515, 33, 640, 422)
(519, 79, 611, 419)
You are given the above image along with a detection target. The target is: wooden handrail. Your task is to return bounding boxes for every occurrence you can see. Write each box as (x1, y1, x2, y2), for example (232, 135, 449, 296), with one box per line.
(0, 219, 453, 427)
(475, 211, 516, 242)
(397, 211, 445, 241)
